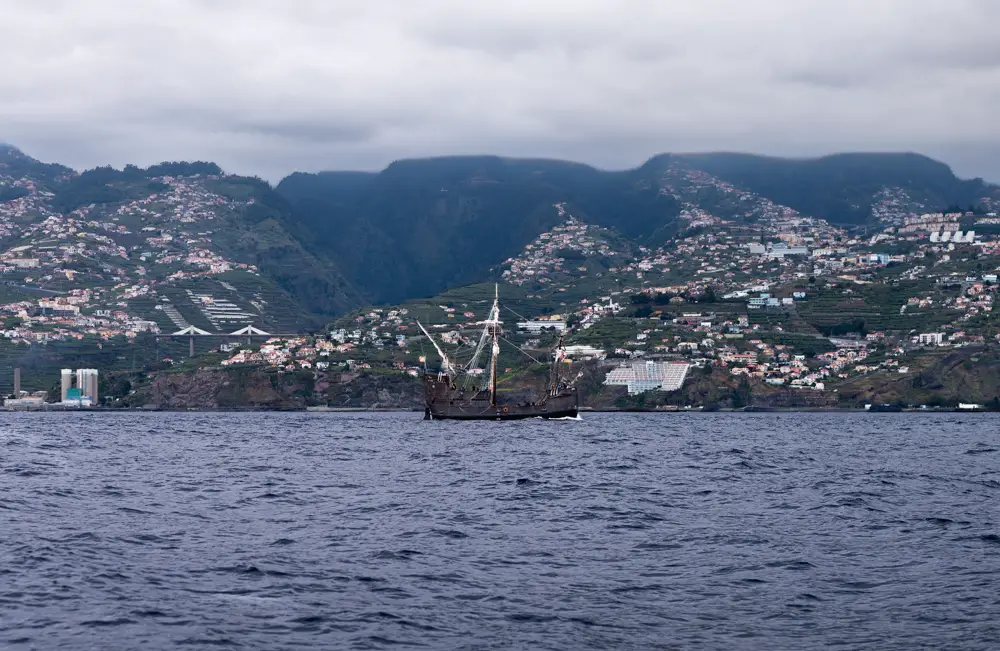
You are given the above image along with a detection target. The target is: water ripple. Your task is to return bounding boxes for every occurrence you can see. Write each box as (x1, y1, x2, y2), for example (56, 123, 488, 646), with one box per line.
(1, 411, 999, 650)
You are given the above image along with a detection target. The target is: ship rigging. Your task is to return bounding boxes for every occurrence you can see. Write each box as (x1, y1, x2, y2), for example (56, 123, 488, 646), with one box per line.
(419, 286, 579, 420)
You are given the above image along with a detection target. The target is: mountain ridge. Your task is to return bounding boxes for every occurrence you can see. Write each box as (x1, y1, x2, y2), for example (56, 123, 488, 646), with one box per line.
(278, 150, 998, 303)
(3, 143, 999, 322)
(7, 143, 1000, 405)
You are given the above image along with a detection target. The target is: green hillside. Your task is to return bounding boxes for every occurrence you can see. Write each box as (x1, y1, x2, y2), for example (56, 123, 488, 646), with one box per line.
(0, 151, 363, 322)
(667, 152, 992, 224)
(276, 152, 999, 308)
(5, 144, 999, 330)
(276, 156, 681, 304)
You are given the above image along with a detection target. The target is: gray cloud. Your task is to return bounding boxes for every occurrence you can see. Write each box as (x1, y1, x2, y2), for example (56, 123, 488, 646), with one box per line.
(1, 0, 998, 181)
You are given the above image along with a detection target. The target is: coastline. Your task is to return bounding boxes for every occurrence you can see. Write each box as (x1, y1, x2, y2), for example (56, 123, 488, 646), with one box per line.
(2, 406, 994, 414)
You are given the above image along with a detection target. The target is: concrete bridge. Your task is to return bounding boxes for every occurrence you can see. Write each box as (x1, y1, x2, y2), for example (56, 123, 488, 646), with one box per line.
(156, 325, 306, 356)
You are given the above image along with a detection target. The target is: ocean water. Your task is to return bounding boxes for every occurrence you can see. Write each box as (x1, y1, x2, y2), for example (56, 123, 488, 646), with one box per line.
(1, 412, 999, 650)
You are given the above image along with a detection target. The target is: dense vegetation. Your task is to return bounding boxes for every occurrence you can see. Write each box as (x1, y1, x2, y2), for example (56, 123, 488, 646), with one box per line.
(6, 144, 998, 320)
(0, 143, 74, 182)
(10, 155, 363, 319)
(665, 152, 991, 224)
(49, 162, 224, 213)
(275, 152, 997, 306)
(276, 156, 681, 304)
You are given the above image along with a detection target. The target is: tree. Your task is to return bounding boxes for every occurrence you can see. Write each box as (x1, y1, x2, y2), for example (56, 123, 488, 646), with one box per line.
(633, 305, 653, 319)
(0, 186, 29, 202)
(731, 376, 752, 408)
(653, 291, 674, 305)
(555, 247, 586, 261)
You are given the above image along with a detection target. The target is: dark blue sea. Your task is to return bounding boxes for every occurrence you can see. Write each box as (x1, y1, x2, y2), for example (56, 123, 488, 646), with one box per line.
(2, 412, 999, 650)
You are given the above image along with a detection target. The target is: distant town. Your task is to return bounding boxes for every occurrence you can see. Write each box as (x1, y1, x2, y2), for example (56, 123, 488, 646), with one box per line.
(4, 145, 1000, 409)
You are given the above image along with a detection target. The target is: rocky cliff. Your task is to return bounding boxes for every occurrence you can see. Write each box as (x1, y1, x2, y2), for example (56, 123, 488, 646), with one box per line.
(122, 352, 1000, 411)
(128, 367, 318, 410)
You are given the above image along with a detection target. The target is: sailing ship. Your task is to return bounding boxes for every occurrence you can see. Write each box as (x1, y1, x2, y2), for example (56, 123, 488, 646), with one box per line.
(420, 286, 579, 420)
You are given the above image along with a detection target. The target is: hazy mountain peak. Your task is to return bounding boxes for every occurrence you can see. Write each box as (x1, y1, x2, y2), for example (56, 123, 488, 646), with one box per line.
(0, 143, 28, 160)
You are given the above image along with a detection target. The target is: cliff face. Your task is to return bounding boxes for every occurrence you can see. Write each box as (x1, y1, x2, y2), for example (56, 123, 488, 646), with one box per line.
(125, 367, 425, 410)
(126, 362, 776, 411)
(130, 368, 317, 410)
(835, 348, 1000, 408)
(325, 371, 423, 408)
(127, 353, 1000, 411)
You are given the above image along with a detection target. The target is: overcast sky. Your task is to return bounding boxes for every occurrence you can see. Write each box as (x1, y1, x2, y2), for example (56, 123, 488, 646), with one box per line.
(2, 0, 999, 181)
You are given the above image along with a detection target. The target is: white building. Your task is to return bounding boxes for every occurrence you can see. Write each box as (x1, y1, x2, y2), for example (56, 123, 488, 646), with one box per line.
(932, 230, 975, 244)
(77, 369, 99, 404)
(751, 243, 809, 258)
(605, 361, 690, 394)
(917, 333, 945, 346)
(60, 367, 98, 404)
(60, 369, 73, 402)
(517, 320, 567, 334)
(767, 245, 809, 258)
(564, 345, 606, 360)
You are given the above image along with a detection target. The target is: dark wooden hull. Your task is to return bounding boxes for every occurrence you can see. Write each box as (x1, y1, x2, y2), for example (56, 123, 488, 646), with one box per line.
(423, 375, 578, 420)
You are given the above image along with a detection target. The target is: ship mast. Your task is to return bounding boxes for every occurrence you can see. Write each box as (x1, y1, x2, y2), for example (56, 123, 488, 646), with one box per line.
(488, 284, 501, 406)
(550, 334, 566, 396)
(417, 320, 455, 377)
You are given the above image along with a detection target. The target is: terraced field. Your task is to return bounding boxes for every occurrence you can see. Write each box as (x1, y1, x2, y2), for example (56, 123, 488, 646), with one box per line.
(796, 283, 962, 334)
(128, 273, 317, 335)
